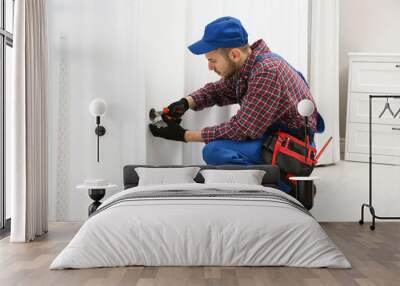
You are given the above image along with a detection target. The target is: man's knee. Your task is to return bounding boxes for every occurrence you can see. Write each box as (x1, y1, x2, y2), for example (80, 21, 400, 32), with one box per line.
(202, 140, 257, 165)
(202, 141, 223, 164)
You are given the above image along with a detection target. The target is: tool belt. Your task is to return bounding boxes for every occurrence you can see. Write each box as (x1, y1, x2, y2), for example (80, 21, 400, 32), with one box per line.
(262, 131, 332, 177)
(262, 131, 316, 176)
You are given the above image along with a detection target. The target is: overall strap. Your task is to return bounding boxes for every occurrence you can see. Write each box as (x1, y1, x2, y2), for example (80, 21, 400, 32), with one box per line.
(255, 52, 309, 87)
(256, 52, 326, 135)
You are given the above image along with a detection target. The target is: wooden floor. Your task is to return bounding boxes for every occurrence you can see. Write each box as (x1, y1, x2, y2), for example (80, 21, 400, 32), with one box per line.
(0, 222, 399, 286)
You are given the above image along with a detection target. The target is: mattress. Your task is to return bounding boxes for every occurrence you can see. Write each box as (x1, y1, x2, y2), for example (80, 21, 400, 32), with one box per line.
(50, 183, 350, 269)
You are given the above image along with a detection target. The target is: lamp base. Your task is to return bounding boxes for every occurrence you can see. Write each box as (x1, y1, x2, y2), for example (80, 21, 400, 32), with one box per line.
(95, 126, 106, 136)
(88, 188, 106, 215)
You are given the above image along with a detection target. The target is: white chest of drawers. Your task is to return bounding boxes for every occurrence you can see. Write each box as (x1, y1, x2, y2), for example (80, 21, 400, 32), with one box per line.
(345, 53, 400, 165)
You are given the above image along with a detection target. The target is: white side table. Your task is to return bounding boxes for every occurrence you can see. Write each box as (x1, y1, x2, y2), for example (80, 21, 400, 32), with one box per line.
(77, 182, 117, 216)
(288, 176, 319, 210)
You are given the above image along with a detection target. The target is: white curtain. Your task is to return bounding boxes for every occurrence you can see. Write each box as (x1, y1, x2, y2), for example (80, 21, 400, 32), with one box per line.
(47, 0, 309, 221)
(10, 0, 49, 242)
(310, 0, 340, 164)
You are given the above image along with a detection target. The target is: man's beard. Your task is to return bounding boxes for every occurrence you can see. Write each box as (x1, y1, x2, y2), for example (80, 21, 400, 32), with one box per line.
(216, 59, 239, 79)
(224, 60, 239, 79)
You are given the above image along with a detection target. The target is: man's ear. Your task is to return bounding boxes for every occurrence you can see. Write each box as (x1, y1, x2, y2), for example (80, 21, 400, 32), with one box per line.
(229, 48, 242, 62)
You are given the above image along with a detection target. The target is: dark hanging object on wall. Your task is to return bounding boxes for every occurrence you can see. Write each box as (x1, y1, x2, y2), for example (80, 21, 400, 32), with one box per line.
(89, 99, 107, 162)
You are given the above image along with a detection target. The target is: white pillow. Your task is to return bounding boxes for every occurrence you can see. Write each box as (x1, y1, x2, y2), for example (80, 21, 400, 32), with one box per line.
(135, 167, 200, 186)
(200, 169, 266, 185)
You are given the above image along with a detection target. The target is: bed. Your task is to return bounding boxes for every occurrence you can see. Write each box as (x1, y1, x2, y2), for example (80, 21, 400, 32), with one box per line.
(50, 165, 350, 269)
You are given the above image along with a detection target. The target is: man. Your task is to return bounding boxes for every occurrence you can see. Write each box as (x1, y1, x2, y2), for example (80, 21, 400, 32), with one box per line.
(149, 16, 321, 191)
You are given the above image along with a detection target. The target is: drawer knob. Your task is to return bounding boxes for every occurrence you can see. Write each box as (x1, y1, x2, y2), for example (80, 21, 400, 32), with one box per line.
(396, 64, 400, 68)
(392, 127, 400, 131)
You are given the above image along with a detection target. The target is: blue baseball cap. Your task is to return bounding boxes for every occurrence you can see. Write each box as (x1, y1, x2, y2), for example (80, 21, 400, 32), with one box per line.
(188, 16, 248, 55)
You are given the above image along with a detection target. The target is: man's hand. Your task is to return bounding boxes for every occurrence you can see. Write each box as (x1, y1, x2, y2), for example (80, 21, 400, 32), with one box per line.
(166, 98, 189, 118)
(149, 115, 187, 142)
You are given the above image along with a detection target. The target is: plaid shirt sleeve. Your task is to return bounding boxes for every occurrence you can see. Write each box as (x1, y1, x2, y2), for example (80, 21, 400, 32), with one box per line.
(189, 78, 238, 111)
(201, 68, 288, 143)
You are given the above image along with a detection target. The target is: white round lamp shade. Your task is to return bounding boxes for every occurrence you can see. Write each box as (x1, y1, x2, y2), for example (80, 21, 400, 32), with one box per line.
(89, 98, 107, 116)
(297, 99, 314, 117)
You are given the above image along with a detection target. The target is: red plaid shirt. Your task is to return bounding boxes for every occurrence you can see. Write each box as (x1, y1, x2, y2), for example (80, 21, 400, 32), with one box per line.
(189, 39, 317, 143)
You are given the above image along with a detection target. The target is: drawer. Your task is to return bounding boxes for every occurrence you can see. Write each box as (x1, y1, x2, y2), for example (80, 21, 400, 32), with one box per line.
(350, 61, 400, 93)
(345, 152, 400, 165)
(347, 123, 400, 156)
(348, 93, 400, 125)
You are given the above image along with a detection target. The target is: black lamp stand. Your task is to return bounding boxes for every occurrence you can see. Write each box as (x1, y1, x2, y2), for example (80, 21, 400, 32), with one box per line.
(94, 115, 106, 162)
(304, 116, 309, 142)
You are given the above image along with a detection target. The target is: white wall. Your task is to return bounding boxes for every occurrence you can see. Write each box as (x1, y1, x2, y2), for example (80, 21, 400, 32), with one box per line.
(47, 0, 150, 221)
(339, 0, 400, 141)
(47, 0, 310, 222)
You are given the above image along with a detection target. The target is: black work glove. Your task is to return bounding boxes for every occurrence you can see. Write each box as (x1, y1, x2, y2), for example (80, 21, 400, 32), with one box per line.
(149, 115, 187, 142)
(167, 98, 189, 118)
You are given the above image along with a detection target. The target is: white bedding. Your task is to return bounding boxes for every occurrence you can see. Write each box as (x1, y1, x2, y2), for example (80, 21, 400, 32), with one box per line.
(50, 183, 351, 269)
